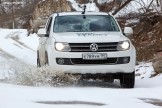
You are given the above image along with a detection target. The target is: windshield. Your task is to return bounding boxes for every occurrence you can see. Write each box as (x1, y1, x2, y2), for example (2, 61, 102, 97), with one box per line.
(53, 15, 120, 32)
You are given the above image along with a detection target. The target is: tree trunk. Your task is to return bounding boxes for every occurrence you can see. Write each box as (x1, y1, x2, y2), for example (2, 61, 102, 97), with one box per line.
(160, 0, 162, 11)
(12, 0, 15, 29)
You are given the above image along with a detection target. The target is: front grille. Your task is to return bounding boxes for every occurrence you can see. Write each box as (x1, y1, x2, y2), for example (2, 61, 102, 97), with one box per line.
(69, 42, 118, 52)
(71, 58, 118, 64)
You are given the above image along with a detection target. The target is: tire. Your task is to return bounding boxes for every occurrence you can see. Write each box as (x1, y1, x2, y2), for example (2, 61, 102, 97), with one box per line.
(103, 78, 114, 83)
(45, 51, 49, 65)
(37, 58, 41, 67)
(120, 71, 135, 88)
(37, 51, 41, 67)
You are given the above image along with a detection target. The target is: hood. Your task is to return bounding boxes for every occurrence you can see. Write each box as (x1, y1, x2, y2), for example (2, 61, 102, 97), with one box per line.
(52, 32, 128, 43)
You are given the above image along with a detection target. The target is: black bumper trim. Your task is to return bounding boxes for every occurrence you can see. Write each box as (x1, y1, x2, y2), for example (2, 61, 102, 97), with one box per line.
(56, 57, 130, 65)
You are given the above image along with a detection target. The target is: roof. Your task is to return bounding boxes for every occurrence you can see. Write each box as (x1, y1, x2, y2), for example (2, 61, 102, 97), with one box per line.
(51, 11, 110, 16)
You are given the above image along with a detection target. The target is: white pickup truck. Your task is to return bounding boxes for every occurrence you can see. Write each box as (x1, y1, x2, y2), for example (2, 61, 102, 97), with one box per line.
(37, 12, 136, 88)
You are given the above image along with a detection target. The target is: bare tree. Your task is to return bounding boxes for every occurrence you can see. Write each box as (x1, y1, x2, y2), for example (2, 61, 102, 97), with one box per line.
(0, 0, 6, 15)
(145, 0, 154, 13)
(11, 0, 15, 29)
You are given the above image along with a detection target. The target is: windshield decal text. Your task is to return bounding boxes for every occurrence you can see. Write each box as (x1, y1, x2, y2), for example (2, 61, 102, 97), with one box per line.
(77, 33, 108, 37)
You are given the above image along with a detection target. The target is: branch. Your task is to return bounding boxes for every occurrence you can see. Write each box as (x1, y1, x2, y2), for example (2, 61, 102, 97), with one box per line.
(145, 0, 154, 12)
(112, 0, 133, 15)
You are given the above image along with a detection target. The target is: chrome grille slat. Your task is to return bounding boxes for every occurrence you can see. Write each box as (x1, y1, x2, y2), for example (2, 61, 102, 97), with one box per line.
(98, 45, 117, 47)
(69, 42, 118, 52)
(70, 49, 92, 52)
(97, 49, 117, 51)
(71, 46, 90, 47)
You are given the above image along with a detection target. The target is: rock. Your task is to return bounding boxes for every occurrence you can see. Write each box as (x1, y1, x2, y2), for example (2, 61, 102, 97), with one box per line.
(29, 0, 72, 33)
(152, 56, 162, 74)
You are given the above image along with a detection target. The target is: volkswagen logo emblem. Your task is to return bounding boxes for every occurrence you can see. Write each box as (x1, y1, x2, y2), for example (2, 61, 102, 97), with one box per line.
(90, 43, 98, 52)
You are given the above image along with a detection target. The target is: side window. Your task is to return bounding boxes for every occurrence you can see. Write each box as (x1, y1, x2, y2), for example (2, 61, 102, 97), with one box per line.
(45, 17, 51, 30)
(46, 17, 53, 34)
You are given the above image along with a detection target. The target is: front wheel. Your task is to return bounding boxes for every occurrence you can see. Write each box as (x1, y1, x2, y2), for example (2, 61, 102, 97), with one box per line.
(45, 51, 49, 65)
(120, 72, 135, 88)
(103, 77, 114, 83)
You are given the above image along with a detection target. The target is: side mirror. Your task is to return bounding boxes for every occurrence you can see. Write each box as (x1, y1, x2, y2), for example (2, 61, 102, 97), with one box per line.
(37, 28, 49, 37)
(124, 27, 133, 36)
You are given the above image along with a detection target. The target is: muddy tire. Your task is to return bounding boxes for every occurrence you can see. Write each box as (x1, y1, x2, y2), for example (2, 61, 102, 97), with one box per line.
(120, 72, 135, 88)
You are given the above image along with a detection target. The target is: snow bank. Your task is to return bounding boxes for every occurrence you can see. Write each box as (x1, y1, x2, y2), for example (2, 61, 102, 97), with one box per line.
(135, 62, 155, 79)
(135, 62, 162, 88)
(0, 29, 39, 65)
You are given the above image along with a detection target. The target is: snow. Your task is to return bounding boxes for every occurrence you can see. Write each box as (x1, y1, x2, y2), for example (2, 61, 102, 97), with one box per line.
(97, 0, 113, 4)
(0, 29, 39, 79)
(0, 77, 162, 108)
(0, 29, 39, 66)
(68, 0, 99, 12)
(0, 29, 162, 108)
(0, 0, 162, 107)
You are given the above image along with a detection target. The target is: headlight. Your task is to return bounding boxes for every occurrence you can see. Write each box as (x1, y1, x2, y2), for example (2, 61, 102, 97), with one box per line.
(55, 43, 71, 52)
(117, 41, 130, 51)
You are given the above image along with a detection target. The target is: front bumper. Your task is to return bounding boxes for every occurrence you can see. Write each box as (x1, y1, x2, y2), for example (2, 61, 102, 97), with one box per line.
(48, 48, 135, 74)
(49, 62, 135, 74)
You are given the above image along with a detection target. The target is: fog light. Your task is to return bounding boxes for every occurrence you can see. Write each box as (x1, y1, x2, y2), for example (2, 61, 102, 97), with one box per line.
(123, 57, 129, 63)
(58, 58, 64, 65)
